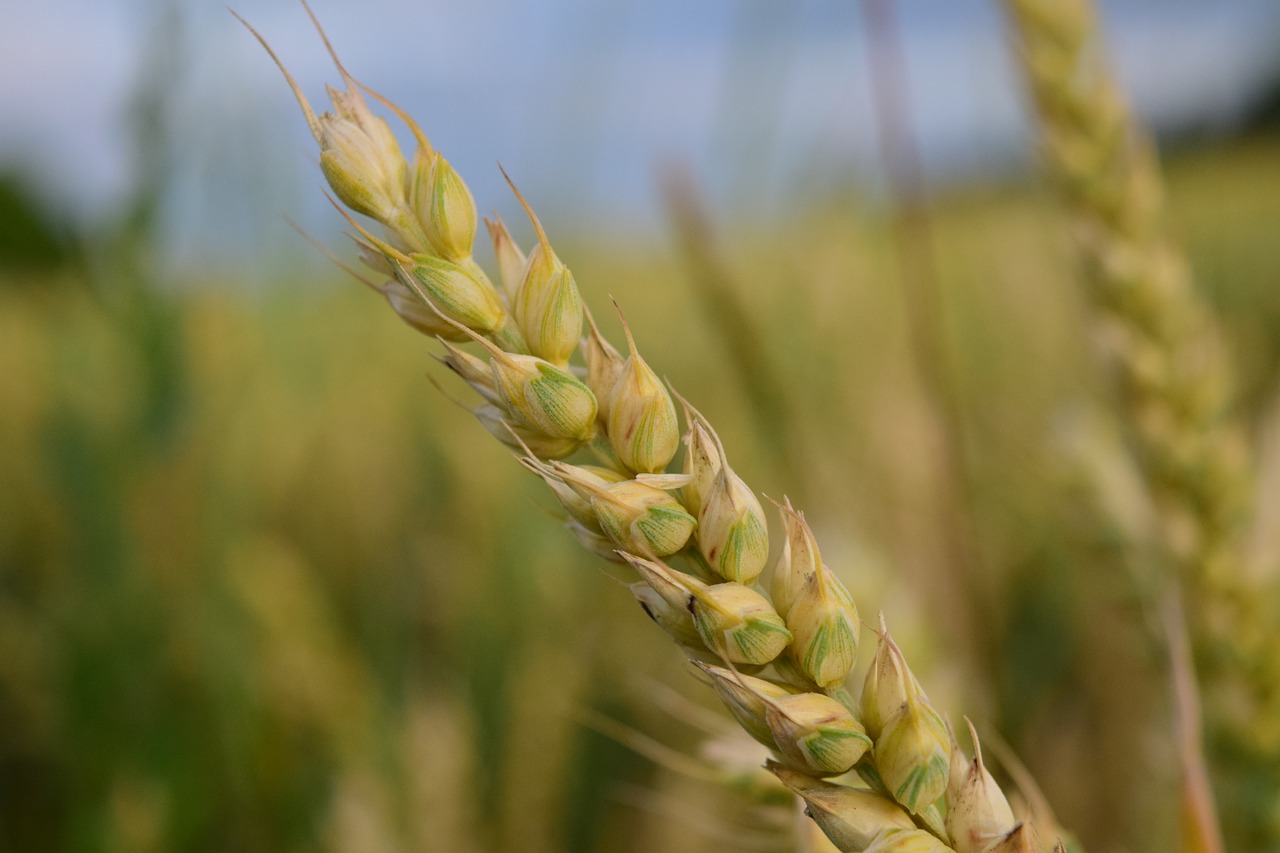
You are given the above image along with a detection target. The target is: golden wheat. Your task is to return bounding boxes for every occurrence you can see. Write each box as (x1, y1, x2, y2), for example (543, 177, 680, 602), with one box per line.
(242, 6, 1072, 850)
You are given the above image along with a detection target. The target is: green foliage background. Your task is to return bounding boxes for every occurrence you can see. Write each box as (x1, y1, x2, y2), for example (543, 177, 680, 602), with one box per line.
(2, 138, 1279, 851)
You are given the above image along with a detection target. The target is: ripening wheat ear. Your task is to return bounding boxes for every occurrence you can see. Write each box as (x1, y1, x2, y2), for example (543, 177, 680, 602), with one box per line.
(1003, 0, 1280, 847)
(1001, 0, 1250, 586)
(243, 7, 1074, 850)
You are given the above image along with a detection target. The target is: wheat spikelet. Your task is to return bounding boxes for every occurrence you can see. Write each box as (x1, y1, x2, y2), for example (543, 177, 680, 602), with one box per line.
(242, 7, 1073, 850)
(1003, 0, 1280, 847)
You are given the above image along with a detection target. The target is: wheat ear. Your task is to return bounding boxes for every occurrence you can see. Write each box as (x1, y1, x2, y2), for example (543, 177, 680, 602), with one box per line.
(1003, 0, 1280, 847)
(244, 8, 1071, 851)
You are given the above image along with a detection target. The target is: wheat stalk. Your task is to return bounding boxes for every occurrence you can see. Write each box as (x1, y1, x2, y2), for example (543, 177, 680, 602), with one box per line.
(1003, 0, 1280, 848)
(240, 6, 1073, 851)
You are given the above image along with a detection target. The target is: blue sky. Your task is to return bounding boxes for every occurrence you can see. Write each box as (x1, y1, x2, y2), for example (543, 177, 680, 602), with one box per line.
(2, 0, 1278, 273)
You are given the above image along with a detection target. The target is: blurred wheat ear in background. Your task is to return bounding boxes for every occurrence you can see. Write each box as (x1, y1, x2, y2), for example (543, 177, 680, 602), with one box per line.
(1005, 0, 1280, 849)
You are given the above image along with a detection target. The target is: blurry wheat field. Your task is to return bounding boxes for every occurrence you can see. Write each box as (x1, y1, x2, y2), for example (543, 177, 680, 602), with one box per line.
(2, 137, 1279, 852)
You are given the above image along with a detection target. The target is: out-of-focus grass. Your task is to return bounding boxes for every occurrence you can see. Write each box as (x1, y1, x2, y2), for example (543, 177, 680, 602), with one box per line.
(1, 138, 1278, 852)
(0, 266, 753, 852)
